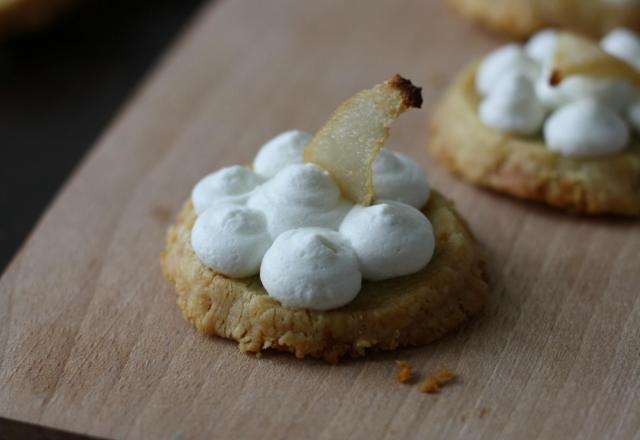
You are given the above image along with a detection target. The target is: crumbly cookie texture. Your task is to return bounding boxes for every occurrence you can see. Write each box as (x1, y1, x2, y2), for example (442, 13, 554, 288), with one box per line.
(161, 191, 488, 363)
(429, 63, 640, 216)
(395, 360, 414, 384)
(419, 368, 456, 394)
(447, 0, 640, 39)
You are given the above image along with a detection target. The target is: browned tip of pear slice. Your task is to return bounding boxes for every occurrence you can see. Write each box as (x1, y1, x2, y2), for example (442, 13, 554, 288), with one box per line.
(389, 74, 423, 108)
(550, 32, 640, 86)
(303, 74, 422, 206)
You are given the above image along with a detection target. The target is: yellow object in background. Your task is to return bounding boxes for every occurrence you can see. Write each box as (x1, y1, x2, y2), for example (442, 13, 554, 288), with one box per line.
(0, 0, 77, 38)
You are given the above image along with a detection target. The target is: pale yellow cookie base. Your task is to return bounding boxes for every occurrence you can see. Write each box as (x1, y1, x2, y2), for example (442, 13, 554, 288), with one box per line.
(428, 62, 640, 216)
(161, 192, 489, 363)
(447, 0, 640, 39)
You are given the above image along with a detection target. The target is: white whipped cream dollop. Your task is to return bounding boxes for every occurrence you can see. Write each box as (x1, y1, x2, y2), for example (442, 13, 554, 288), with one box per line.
(260, 228, 362, 310)
(253, 130, 311, 178)
(525, 29, 558, 63)
(191, 204, 272, 278)
(247, 163, 352, 238)
(340, 201, 435, 281)
(601, 27, 640, 70)
(479, 73, 546, 135)
(191, 165, 263, 215)
(544, 99, 630, 157)
(476, 44, 540, 96)
(372, 149, 431, 209)
(536, 71, 637, 111)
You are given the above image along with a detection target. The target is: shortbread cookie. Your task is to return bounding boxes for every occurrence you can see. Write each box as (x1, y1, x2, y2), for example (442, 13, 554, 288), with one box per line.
(428, 62, 640, 215)
(161, 191, 488, 363)
(419, 368, 456, 393)
(447, 0, 640, 38)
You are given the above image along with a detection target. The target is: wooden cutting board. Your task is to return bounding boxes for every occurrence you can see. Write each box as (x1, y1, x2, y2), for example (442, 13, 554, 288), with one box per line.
(1, 0, 639, 438)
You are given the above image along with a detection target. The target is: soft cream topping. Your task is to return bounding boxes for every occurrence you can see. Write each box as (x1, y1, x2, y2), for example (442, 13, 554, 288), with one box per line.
(191, 165, 263, 215)
(536, 70, 637, 111)
(339, 201, 435, 281)
(477, 28, 640, 156)
(260, 228, 361, 310)
(479, 73, 546, 135)
(372, 149, 431, 209)
(525, 29, 558, 63)
(476, 44, 540, 96)
(189, 134, 435, 310)
(601, 27, 640, 70)
(544, 99, 630, 157)
(191, 204, 272, 278)
(247, 163, 352, 238)
(253, 130, 312, 178)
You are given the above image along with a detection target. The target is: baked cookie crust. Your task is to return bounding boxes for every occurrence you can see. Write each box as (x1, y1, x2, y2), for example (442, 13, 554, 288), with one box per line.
(161, 191, 488, 363)
(428, 62, 640, 216)
(447, 0, 640, 39)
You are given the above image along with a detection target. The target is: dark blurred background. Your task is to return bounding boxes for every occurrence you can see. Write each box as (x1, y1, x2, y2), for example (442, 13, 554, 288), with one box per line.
(0, 0, 205, 272)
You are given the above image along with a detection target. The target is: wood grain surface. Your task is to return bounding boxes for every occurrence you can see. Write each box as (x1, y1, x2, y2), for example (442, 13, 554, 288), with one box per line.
(1, 0, 639, 438)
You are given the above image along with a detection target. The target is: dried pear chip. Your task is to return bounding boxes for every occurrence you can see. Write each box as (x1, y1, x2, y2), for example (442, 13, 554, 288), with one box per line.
(550, 32, 640, 86)
(304, 74, 422, 205)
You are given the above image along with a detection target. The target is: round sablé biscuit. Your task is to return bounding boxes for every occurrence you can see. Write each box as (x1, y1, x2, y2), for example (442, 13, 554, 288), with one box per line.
(447, 0, 640, 39)
(161, 191, 489, 363)
(428, 62, 640, 216)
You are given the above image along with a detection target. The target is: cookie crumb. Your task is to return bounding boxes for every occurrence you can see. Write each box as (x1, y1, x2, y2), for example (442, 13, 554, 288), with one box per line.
(479, 407, 490, 418)
(395, 360, 413, 383)
(419, 368, 456, 393)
